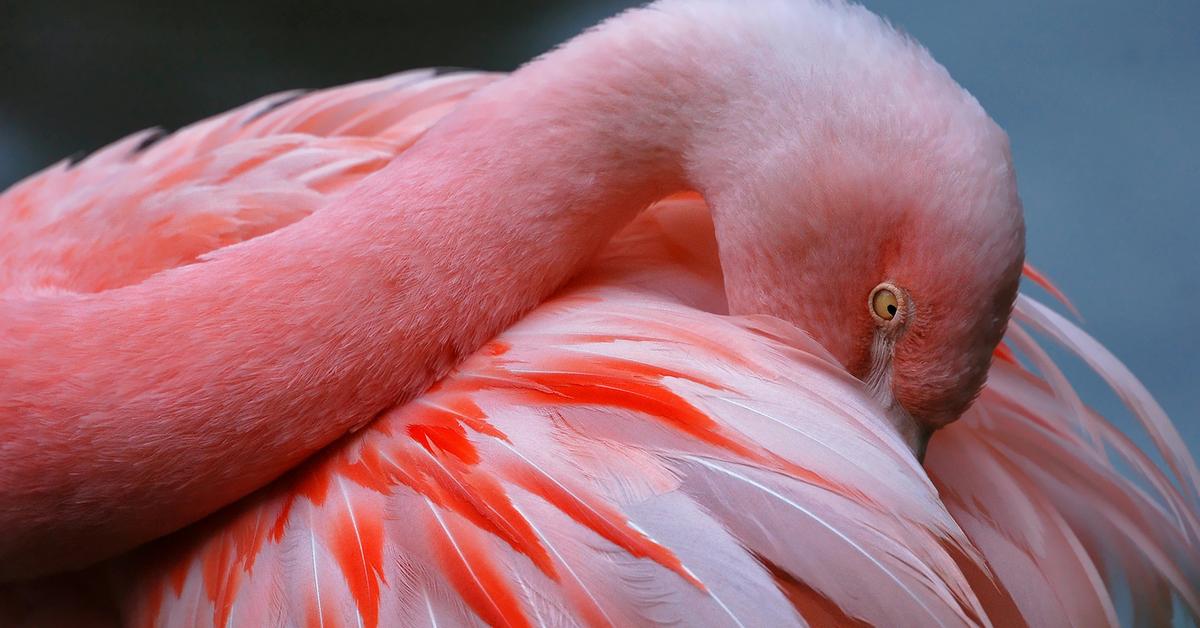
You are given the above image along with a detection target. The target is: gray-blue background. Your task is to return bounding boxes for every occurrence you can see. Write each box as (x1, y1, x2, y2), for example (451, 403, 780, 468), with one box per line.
(1, 0, 1195, 541)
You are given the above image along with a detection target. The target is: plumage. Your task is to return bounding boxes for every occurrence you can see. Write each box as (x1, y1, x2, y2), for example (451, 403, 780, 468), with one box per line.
(102, 197, 1193, 627)
(109, 197, 976, 627)
(0, 1, 1194, 626)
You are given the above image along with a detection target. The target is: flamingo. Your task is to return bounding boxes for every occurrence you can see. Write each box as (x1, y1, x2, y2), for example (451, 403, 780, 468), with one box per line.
(0, 0, 1195, 626)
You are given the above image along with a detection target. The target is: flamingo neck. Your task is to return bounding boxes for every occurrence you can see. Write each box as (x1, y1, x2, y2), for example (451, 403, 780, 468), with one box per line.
(0, 4, 758, 579)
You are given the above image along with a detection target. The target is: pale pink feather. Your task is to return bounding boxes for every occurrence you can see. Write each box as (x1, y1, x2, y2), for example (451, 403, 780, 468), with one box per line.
(0, 70, 499, 295)
(104, 198, 1199, 627)
(0, 2, 1192, 626)
(115, 199, 992, 628)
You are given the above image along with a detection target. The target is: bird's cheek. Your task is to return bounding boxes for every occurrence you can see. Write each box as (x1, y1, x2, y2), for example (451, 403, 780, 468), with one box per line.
(891, 364, 973, 431)
(885, 348, 932, 423)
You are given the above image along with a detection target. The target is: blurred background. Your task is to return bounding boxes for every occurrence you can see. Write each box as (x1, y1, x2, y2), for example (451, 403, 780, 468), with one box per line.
(1, 0, 1195, 457)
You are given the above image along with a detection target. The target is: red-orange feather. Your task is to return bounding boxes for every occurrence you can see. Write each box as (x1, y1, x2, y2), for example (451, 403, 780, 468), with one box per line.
(0, 62, 1193, 628)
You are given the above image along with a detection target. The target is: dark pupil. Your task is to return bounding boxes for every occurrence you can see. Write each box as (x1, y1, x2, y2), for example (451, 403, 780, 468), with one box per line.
(886, 304, 897, 316)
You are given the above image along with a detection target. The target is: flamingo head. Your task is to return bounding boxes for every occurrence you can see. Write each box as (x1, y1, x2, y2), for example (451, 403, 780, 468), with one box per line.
(699, 4, 1026, 457)
(715, 124, 1024, 457)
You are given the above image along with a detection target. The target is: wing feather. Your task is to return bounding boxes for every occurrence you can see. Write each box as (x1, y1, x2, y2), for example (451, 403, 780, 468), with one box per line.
(11, 107, 1190, 626)
(0, 70, 499, 295)
(930, 287, 1200, 625)
(118, 201, 986, 627)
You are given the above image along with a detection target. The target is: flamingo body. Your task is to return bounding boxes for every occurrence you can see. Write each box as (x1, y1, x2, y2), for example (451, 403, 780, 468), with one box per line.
(120, 197, 987, 627)
(0, 2, 1196, 627)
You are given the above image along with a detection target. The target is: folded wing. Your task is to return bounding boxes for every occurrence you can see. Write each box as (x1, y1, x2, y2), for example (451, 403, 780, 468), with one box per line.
(119, 200, 995, 628)
(0, 69, 498, 295)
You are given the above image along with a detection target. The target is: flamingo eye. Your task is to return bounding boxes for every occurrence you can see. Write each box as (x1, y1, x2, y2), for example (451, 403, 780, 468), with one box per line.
(870, 283, 903, 323)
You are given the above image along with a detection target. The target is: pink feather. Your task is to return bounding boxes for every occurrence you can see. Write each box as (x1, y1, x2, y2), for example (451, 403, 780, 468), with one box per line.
(0, 2, 1194, 627)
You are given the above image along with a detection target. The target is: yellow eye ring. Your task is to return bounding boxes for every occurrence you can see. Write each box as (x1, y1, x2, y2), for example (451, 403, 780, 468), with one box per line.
(869, 283, 905, 324)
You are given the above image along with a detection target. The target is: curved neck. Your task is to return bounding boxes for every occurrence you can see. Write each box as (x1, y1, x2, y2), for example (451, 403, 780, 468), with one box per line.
(0, 6, 751, 580)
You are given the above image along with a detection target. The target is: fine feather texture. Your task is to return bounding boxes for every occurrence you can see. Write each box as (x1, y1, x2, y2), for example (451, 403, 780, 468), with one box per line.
(0, 69, 513, 576)
(0, 69, 499, 295)
(0, 0, 1032, 577)
(116, 199, 993, 628)
(2, 0, 1027, 577)
(107, 198, 1198, 627)
(1, 1, 1191, 625)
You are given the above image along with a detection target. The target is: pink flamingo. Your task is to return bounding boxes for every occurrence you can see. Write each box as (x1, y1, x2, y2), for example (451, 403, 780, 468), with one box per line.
(0, 1, 1196, 625)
